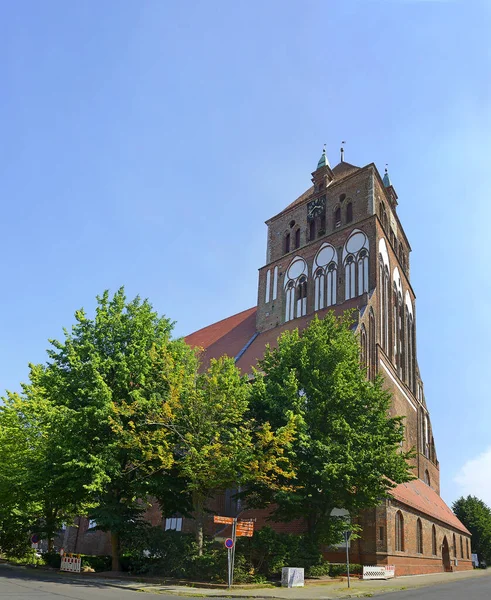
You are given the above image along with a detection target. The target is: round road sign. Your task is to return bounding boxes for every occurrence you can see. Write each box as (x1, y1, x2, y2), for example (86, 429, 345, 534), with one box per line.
(31, 534, 40, 544)
(224, 538, 234, 549)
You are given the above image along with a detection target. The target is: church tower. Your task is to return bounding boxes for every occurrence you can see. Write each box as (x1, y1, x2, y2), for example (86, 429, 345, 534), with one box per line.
(185, 146, 472, 575)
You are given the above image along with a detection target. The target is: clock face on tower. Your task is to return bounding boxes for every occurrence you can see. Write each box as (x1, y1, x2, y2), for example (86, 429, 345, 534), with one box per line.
(307, 196, 326, 220)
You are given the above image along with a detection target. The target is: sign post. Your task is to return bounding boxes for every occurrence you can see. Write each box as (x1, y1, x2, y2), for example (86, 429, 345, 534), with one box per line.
(214, 515, 255, 588)
(343, 530, 352, 588)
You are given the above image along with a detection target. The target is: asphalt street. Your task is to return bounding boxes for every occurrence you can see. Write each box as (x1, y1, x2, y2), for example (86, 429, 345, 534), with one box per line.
(369, 575, 491, 599)
(0, 565, 188, 600)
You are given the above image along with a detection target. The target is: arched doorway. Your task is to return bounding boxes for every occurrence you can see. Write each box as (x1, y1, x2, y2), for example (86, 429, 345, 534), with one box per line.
(442, 536, 451, 572)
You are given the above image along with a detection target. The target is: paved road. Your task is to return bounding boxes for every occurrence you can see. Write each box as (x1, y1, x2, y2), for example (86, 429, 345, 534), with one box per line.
(0, 565, 189, 600)
(369, 574, 491, 599)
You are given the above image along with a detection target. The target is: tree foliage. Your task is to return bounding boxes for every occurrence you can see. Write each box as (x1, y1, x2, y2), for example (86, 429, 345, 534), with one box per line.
(453, 495, 491, 563)
(247, 312, 414, 543)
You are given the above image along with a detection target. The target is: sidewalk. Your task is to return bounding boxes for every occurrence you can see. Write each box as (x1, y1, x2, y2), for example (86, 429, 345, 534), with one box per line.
(62, 567, 491, 598)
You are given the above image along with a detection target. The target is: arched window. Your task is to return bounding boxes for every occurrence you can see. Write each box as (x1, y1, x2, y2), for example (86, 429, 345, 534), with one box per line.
(334, 207, 341, 228)
(309, 220, 316, 241)
(284, 233, 290, 254)
(346, 202, 353, 223)
(314, 268, 325, 311)
(466, 538, 470, 559)
(360, 324, 367, 371)
(345, 255, 356, 300)
(294, 228, 300, 249)
(327, 262, 337, 306)
(416, 519, 423, 554)
(432, 525, 437, 555)
(460, 536, 464, 558)
(380, 263, 389, 352)
(285, 280, 295, 322)
(296, 276, 307, 317)
(424, 470, 430, 487)
(453, 534, 457, 557)
(395, 511, 404, 552)
(369, 309, 375, 380)
(358, 249, 369, 294)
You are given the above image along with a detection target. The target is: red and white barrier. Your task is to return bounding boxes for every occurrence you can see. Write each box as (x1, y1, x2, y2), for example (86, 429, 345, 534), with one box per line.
(363, 565, 395, 580)
(60, 556, 81, 573)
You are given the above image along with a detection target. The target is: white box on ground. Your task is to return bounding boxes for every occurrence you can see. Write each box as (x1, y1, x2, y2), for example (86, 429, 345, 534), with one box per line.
(281, 567, 304, 587)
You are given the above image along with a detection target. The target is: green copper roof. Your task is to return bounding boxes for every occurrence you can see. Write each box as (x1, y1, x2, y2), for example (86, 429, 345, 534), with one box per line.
(383, 168, 392, 187)
(316, 148, 330, 170)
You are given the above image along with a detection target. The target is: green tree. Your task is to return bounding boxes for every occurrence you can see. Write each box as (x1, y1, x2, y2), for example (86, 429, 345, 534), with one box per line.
(0, 369, 92, 553)
(41, 288, 191, 570)
(160, 355, 297, 555)
(247, 312, 414, 544)
(453, 495, 491, 563)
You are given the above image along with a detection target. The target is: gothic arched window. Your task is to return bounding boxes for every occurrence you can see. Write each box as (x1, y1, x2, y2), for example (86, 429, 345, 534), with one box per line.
(369, 309, 375, 380)
(284, 233, 290, 254)
(424, 470, 430, 486)
(314, 268, 325, 311)
(460, 536, 464, 558)
(358, 249, 369, 294)
(453, 534, 457, 557)
(285, 280, 295, 322)
(395, 511, 404, 552)
(294, 228, 301, 249)
(345, 255, 356, 300)
(296, 276, 307, 317)
(346, 202, 353, 223)
(416, 519, 423, 554)
(327, 262, 337, 306)
(466, 538, 470, 559)
(360, 324, 367, 372)
(432, 525, 437, 555)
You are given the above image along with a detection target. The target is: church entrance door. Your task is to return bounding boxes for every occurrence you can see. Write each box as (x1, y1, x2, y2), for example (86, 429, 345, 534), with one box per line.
(442, 536, 451, 572)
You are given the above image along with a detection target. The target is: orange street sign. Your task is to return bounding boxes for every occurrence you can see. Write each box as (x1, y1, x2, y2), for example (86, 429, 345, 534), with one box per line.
(214, 515, 235, 525)
(236, 521, 254, 537)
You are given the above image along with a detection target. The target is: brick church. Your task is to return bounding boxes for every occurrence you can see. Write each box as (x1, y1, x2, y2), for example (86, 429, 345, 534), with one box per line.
(184, 147, 472, 575)
(64, 148, 471, 576)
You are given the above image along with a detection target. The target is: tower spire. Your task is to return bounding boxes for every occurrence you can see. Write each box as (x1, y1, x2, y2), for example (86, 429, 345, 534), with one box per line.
(316, 144, 330, 170)
(383, 163, 392, 187)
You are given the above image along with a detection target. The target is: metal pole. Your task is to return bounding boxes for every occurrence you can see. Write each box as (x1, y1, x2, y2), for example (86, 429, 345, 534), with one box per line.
(346, 536, 350, 588)
(231, 518, 237, 588)
(227, 548, 232, 589)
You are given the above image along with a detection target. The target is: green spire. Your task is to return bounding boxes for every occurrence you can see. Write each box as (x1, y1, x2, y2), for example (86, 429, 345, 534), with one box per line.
(316, 145, 330, 170)
(383, 166, 392, 187)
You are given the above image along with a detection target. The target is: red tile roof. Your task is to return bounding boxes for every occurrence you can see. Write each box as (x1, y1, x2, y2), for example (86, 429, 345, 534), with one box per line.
(184, 307, 257, 366)
(391, 479, 470, 534)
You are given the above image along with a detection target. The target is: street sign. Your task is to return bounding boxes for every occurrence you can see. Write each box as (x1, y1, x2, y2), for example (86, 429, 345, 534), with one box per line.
(343, 530, 352, 543)
(225, 538, 234, 549)
(214, 515, 235, 525)
(31, 534, 40, 544)
(236, 520, 254, 537)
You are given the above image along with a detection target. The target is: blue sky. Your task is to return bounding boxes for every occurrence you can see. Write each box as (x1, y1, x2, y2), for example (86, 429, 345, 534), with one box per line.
(1, 0, 490, 507)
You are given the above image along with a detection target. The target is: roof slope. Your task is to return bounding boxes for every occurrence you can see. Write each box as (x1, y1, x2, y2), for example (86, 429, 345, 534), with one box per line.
(391, 479, 470, 534)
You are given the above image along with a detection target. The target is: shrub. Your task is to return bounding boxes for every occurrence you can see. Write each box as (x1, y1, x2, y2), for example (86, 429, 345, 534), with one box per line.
(80, 555, 112, 572)
(43, 552, 61, 568)
(306, 562, 330, 578)
(328, 563, 363, 577)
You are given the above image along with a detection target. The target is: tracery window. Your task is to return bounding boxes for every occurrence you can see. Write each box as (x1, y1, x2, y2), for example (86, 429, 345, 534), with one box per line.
(395, 511, 404, 552)
(345, 255, 356, 300)
(296, 276, 307, 317)
(327, 262, 337, 306)
(285, 280, 295, 322)
(314, 268, 325, 311)
(358, 249, 369, 294)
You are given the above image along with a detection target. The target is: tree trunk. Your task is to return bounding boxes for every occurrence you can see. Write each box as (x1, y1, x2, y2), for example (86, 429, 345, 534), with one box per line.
(110, 531, 121, 571)
(194, 494, 204, 556)
(48, 537, 54, 552)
